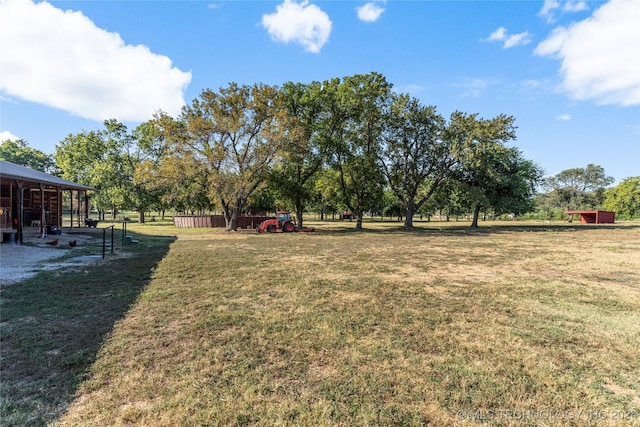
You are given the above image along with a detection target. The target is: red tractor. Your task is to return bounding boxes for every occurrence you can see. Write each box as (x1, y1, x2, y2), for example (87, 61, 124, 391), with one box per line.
(258, 211, 296, 233)
(257, 211, 313, 233)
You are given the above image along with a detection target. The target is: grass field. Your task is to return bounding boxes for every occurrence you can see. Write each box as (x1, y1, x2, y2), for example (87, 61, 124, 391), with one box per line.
(1, 220, 639, 426)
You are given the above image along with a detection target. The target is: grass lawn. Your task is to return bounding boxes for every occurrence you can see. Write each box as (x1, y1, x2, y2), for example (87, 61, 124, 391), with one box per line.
(1, 220, 639, 426)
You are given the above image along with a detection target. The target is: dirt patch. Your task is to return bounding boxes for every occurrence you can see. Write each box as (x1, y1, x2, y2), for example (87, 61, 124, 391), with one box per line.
(0, 230, 101, 286)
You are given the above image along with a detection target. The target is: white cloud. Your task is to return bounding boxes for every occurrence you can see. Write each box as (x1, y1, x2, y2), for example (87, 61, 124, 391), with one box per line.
(503, 31, 532, 48)
(261, 0, 332, 53)
(485, 26, 508, 42)
(538, 0, 561, 23)
(556, 114, 572, 121)
(539, 0, 589, 23)
(357, 2, 385, 23)
(484, 27, 507, 42)
(564, 0, 589, 13)
(0, 0, 191, 122)
(0, 130, 20, 141)
(483, 27, 531, 49)
(535, 0, 640, 107)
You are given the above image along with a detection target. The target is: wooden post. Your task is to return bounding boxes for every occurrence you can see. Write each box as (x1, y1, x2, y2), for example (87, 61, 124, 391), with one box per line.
(57, 187, 62, 229)
(40, 183, 45, 237)
(9, 180, 13, 229)
(69, 189, 73, 228)
(84, 191, 89, 223)
(78, 190, 82, 227)
(16, 181, 24, 244)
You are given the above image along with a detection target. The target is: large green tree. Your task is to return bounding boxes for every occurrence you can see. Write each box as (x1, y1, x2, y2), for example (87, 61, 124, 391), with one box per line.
(450, 112, 542, 227)
(56, 120, 164, 222)
(321, 72, 391, 230)
(56, 127, 118, 218)
(268, 81, 324, 228)
(146, 114, 215, 214)
(379, 93, 452, 229)
(604, 176, 640, 219)
(157, 83, 289, 231)
(122, 121, 168, 223)
(1, 139, 56, 173)
(542, 164, 614, 213)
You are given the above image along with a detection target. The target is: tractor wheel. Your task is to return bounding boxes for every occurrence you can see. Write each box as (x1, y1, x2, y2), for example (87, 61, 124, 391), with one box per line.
(282, 221, 295, 232)
(266, 224, 277, 233)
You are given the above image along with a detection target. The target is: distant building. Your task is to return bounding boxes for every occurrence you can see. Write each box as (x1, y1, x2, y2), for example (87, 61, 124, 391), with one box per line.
(564, 210, 615, 224)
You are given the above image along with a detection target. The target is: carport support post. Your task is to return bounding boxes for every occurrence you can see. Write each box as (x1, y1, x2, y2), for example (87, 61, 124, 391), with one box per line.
(69, 189, 73, 228)
(16, 181, 24, 244)
(84, 192, 89, 224)
(78, 190, 82, 227)
(56, 187, 62, 229)
(40, 183, 45, 238)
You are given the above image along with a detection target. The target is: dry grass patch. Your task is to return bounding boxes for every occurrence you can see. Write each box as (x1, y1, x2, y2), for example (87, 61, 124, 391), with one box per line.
(2, 221, 639, 425)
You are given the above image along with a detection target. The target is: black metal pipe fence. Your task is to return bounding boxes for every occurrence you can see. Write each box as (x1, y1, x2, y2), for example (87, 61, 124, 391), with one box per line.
(101, 225, 115, 259)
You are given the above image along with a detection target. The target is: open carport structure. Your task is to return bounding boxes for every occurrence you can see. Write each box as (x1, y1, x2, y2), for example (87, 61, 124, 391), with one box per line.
(0, 160, 94, 244)
(564, 210, 616, 224)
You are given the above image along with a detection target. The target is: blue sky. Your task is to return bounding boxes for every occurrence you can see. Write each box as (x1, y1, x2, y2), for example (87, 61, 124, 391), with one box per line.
(1, 0, 639, 184)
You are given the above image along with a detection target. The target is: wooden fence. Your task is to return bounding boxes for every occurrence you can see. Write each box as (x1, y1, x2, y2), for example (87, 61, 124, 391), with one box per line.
(173, 215, 272, 229)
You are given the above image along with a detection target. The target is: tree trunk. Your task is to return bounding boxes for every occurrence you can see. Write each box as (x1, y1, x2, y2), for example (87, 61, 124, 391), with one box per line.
(471, 204, 481, 227)
(355, 212, 364, 230)
(403, 205, 414, 229)
(138, 210, 145, 224)
(222, 206, 232, 230)
(296, 205, 304, 229)
(226, 207, 239, 231)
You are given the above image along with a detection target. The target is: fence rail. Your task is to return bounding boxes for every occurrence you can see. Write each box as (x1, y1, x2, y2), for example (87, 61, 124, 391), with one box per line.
(173, 215, 271, 229)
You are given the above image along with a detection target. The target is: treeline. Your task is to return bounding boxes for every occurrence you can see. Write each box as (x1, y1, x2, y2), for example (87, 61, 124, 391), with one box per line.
(3, 72, 637, 228)
(533, 165, 639, 220)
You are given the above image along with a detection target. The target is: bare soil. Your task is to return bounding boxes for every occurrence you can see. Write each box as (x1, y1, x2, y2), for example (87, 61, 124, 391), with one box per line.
(0, 228, 101, 286)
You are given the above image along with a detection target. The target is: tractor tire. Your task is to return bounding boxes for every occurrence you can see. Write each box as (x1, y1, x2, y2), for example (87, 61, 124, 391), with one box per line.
(282, 221, 295, 233)
(266, 224, 277, 233)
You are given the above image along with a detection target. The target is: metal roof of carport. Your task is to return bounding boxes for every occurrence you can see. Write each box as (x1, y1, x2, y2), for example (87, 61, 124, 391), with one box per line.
(0, 160, 94, 191)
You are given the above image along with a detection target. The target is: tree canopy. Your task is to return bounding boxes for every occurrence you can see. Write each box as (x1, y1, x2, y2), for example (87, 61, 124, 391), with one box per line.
(604, 177, 640, 219)
(267, 81, 325, 229)
(318, 72, 391, 229)
(55, 120, 163, 222)
(379, 93, 452, 228)
(1, 139, 56, 173)
(50, 72, 556, 228)
(154, 82, 290, 230)
(447, 113, 542, 227)
(542, 164, 614, 212)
